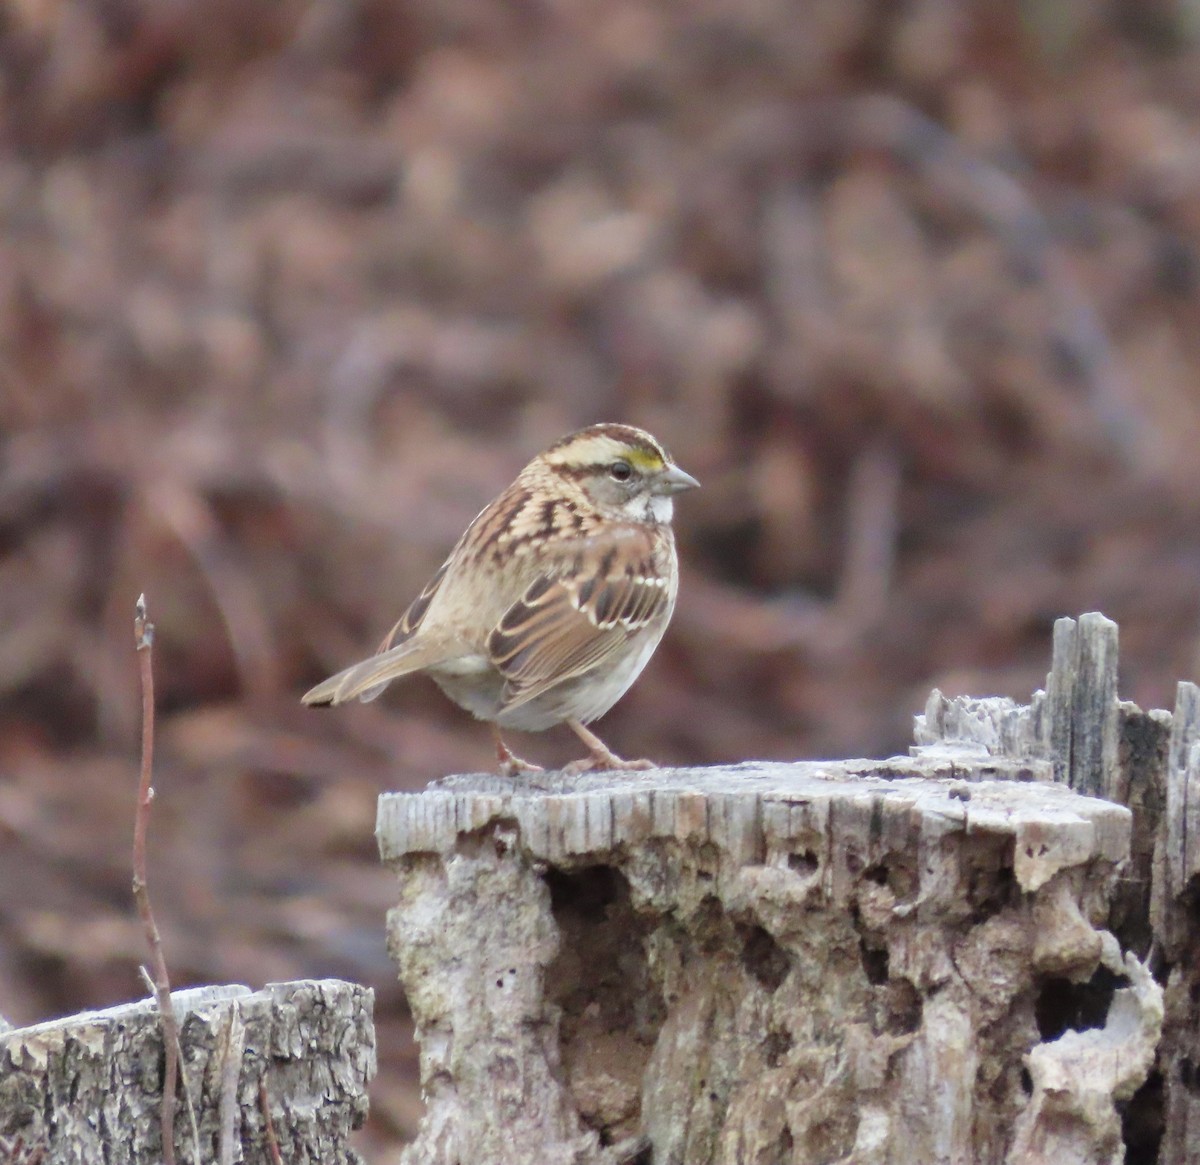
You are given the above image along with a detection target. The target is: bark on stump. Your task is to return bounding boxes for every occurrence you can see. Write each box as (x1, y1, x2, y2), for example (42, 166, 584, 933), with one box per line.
(0, 978, 374, 1164)
(378, 757, 1152, 1165)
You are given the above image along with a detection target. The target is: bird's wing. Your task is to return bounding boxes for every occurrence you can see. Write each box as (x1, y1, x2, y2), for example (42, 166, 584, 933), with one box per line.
(487, 527, 672, 712)
(376, 559, 450, 653)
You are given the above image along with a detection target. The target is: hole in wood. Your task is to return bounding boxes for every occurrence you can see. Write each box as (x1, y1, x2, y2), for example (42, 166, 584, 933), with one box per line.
(1180, 1058, 1199, 1092)
(1121, 1067, 1164, 1165)
(545, 865, 622, 921)
(543, 864, 665, 1146)
(882, 978, 923, 1034)
(788, 850, 819, 876)
(694, 895, 728, 955)
(622, 1142, 652, 1165)
(851, 901, 889, 985)
(862, 858, 917, 900)
(860, 940, 889, 986)
(965, 836, 1017, 923)
(763, 1027, 793, 1068)
(1034, 965, 1127, 1041)
(864, 862, 889, 885)
(736, 923, 790, 992)
(1183, 876, 1200, 927)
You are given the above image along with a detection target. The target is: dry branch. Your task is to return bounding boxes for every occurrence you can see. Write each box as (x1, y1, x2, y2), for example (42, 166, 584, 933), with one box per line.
(131, 594, 180, 1165)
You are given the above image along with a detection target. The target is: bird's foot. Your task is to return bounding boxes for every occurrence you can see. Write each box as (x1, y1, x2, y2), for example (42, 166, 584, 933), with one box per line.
(563, 750, 656, 775)
(499, 754, 546, 777)
(493, 727, 544, 777)
(563, 718, 656, 774)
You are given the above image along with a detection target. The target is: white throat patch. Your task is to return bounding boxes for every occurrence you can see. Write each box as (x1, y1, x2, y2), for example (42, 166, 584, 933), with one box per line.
(642, 494, 674, 524)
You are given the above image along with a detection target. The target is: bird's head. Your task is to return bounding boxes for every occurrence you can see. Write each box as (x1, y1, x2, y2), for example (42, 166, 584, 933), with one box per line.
(539, 423, 699, 524)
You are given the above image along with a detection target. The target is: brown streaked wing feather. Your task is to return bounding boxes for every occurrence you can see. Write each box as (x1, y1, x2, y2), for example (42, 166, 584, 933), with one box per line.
(376, 560, 449, 654)
(487, 528, 671, 711)
(372, 477, 549, 657)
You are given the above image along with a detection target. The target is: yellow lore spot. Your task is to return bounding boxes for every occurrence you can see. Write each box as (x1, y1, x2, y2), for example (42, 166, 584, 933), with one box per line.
(547, 434, 666, 473)
(623, 448, 666, 471)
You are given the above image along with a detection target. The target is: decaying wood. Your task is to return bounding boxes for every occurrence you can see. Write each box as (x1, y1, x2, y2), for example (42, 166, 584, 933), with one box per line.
(1007, 937, 1161, 1165)
(1165, 681, 1200, 907)
(0, 979, 374, 1165)
(378, 757, 1145, 1165)
(918, 611, 1200, 1165)
(915, 611, 1122, 801)
(377, 609, 1200, 1163)
(1062, 612, 1121, 801)
(1156, 679, 1200, 1165)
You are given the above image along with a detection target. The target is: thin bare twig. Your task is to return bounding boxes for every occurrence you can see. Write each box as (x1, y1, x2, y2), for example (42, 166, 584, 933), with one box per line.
(135, 970, 200, 1162)
(132, 594, 178, 1165)
(259, 1077, 284, 1165)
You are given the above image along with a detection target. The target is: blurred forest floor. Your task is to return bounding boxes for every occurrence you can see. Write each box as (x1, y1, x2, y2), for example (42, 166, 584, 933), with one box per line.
(6, 0, 1200, 1153)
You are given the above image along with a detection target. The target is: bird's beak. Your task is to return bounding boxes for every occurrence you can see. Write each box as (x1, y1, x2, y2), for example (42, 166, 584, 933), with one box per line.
(655, 463, 701, 495)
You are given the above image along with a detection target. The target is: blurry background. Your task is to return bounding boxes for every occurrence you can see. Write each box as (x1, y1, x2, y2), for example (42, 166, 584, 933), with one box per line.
(4, 0, 1200, 1152)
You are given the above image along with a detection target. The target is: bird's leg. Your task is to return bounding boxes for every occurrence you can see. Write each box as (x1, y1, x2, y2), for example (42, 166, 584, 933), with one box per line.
(563, 719, 655, 773)
(492, 724, 544, 776)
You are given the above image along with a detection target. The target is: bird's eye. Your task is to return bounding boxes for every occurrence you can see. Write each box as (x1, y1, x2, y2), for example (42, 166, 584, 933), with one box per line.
(608, 460, 633, 482)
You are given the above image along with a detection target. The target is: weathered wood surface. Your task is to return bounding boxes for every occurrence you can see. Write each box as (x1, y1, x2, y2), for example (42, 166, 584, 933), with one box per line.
(0, 979, 374, 1165)
(1165, 680, 1200, 905)
(915, 611, 1121, 801)
(917, 611, 1200, 1165)
(378, 757, 1146, 1165)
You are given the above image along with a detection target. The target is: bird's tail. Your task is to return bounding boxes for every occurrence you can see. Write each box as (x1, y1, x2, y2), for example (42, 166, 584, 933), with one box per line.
(302, 637, 454, 706)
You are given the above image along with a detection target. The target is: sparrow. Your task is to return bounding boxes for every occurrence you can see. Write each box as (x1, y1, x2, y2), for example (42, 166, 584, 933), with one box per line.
(302, 423, 698, 773)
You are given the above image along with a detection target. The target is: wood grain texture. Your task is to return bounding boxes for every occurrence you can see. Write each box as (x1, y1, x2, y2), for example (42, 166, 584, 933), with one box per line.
(1166, 681, 1200, 901)
(378, 757, 1144, 1165)
(916, 613, 1200, 1165)
(0, 980, 374, 1165)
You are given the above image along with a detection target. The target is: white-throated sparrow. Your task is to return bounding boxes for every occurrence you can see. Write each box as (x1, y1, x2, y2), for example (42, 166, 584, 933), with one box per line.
(303, 423, 699, 773)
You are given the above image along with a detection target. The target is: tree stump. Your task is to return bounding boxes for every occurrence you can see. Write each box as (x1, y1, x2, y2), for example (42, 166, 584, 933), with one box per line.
(919, 612, 1200, 1163)
(0, 979, 374, 1165)
(377, 757, 1152, 1165)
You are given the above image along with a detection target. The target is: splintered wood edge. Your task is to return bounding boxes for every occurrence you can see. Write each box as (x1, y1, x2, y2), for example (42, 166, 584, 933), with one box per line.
(1167, 680, 1200, 897)
(376, 761, 1131, 891)
(1070, 612, 1120, 800)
